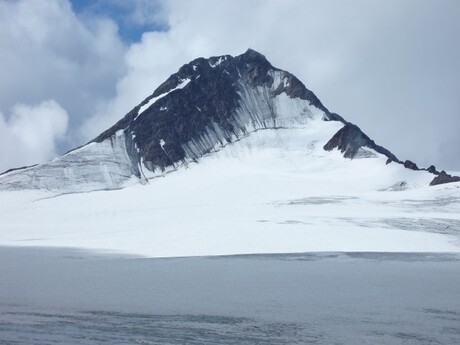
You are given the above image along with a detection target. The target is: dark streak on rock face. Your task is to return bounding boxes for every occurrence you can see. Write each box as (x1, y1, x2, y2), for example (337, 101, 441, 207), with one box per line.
(0, 164, 37, 176)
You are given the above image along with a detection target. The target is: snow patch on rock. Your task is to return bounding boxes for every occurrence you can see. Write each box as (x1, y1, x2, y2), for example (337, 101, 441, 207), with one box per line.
(135, 78, 191, 120)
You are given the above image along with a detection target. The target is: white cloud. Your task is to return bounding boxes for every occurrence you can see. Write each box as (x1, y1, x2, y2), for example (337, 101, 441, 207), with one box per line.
(0, 100, 69, 171)
(0, 0, 125, 145)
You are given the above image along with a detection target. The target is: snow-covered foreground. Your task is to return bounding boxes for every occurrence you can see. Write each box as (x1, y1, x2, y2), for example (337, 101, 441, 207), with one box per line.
(0, 122, 459, 257)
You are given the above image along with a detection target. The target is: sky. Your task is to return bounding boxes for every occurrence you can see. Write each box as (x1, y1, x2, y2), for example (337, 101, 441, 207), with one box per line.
(0, 0, 459, 172)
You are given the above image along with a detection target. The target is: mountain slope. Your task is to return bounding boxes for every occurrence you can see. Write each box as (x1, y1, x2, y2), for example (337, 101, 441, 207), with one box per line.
(0, 49, 450, 192)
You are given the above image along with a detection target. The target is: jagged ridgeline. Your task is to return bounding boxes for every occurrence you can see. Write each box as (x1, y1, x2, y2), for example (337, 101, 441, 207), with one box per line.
(0, 49, 457, 191)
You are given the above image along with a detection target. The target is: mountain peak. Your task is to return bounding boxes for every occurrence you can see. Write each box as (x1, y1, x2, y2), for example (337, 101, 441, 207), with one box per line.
(239, 48, 270, 64)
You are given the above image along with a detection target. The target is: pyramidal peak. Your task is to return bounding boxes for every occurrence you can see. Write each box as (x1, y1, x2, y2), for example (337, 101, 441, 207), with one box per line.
(0, 49, 457, 192)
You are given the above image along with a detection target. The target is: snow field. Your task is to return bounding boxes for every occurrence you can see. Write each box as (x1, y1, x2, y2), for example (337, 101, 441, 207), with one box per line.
(0, 121, 458, 257)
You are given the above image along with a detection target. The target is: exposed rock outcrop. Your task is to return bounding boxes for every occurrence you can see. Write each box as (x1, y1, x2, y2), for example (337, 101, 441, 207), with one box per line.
(430, 171, 460, 186)
(323, 123, 399, 162)
(403, 160, 419, 171)
(427, 165, 440, 175)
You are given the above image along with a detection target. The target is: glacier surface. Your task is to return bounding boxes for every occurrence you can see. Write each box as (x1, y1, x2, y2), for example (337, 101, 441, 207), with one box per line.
(0, 120, 459, 257)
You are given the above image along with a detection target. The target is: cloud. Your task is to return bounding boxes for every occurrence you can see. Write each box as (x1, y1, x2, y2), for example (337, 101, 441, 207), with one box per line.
(0, 100, 69, 172)
(0, 0, 125, 146)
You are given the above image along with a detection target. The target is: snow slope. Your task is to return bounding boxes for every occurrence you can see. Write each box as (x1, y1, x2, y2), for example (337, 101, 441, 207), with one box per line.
(0, 130, 139, 193)
(1, 119, 459, 257)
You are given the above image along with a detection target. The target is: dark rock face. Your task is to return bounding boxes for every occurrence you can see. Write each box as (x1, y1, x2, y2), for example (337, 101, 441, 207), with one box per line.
(427, 165, 439, 175)
(323, 123, 399, 162)
(403, 160, 419, 171)
(430, 171, 460, 186)
(92, 49, 331, 173)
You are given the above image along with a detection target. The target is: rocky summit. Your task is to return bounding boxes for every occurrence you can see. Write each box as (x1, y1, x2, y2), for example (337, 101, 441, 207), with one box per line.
(0, 49, 456, 192)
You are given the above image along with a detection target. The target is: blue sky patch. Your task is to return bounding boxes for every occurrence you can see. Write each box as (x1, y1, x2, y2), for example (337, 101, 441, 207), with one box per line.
(70, 0, 168, 43)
